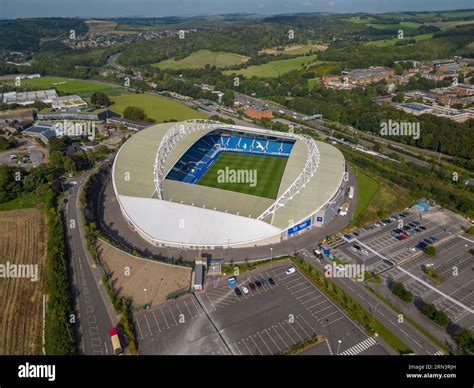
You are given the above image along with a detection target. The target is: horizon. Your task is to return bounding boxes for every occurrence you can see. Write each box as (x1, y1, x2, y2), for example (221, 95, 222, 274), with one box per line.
(1, 0, 473, 20)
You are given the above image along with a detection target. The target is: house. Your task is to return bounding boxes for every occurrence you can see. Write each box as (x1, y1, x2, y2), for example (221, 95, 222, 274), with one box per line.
(37, 108, 120, 122)
(244, 107, 273, 119)
(1, 89, 58, 105)
(0, 108, 35, 124)
(341, 67, 395, 85)
(81, 141, 101, 151)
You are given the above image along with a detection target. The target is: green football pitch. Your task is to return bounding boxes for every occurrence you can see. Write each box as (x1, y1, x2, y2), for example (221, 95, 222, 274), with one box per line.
(196, 152, 288, 199)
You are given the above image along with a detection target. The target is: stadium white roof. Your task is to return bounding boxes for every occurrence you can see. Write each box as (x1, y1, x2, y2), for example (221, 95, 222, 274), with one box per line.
(118, 195, 280, 246)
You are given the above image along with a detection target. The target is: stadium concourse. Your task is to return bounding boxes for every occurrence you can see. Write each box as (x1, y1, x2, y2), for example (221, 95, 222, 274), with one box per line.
(112, 120, 347, 249)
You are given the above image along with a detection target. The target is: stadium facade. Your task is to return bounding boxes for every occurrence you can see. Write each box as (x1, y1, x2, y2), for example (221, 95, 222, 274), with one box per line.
(112, 120, 347, 249)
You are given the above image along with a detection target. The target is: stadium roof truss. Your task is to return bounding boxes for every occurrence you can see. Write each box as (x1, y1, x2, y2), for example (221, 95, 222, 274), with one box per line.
(257, 134, 320, 221)
(152, 119, 321, 220)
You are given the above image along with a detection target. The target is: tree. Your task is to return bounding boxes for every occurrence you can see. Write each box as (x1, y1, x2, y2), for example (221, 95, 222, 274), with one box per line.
(424, 246, 436, 257)
(394, 63, 404, 76)
(49, 151, 64, 170)
(122, 106, 146, 121)
(393, 91, 404, 103)
(63, 157, 75, 173)
(453, 327, 474, 353)
(90, 91, 111, 107)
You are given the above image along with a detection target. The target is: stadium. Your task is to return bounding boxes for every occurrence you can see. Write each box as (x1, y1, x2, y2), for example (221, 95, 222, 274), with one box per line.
(112, 120, 348, 249)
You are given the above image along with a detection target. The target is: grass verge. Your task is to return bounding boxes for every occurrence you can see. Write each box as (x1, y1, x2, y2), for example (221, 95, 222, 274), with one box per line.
(366, 286, 451, 354)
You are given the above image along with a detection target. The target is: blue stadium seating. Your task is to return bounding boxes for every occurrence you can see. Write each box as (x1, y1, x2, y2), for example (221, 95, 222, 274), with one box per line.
(166, 131, 295, 184)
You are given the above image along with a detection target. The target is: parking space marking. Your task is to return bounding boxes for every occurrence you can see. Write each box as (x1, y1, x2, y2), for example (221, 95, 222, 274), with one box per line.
(136, 318, 144, 339)
(257, 331, 273, 354)
(160, 308, 170, 329)
(296, 289, 317, 300)
(270, 326, 290, 349)
(264, 328, 282, 353)
(249, 335, 263, 355)
(287, 321, 305, 343)
(278, 322, 297, 346)
(183, 299, 195, 319)
(152, 311, 162, 333)
(143, 313, 153, 336)
(241, 338, 253, 355)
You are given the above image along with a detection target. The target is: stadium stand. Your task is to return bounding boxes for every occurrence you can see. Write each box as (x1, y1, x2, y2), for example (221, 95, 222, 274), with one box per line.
(166, 130, 295, 184)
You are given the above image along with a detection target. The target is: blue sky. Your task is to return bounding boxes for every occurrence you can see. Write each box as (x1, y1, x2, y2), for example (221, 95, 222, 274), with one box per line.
(1, 0, 473, 19)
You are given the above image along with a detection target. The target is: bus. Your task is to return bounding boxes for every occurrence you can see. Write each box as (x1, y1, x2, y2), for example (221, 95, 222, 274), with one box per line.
(109, 327, 122, 355)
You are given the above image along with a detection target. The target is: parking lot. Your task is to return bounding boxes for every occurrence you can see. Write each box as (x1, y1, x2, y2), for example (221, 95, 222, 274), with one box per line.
(333, 205, 473, 331)
(386, 235, 474, 329)
(134, 294, 230, 355)
(136, 261, 388, 355)
(335, 206, 466, 274)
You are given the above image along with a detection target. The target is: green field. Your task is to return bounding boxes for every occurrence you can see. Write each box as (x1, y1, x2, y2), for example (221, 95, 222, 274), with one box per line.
(367, 21, 423, 29)
(110, 93, 207, 122)
(153, 49, 250, 70)
(196, 152, 288, 199)
(308, 78, 319, 90)
(259, 44, 326, 56)
(348, 16, 422, 30)
(365, 33, 433, 47)
(224, 54, 318, 78)
(14, 77, 125, 98)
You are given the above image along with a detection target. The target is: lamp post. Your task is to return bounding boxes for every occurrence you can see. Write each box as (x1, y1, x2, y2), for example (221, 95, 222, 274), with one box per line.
(270, 246, 273, 267)
(144, 288, 149, 310)
(337, 339, 342, 355)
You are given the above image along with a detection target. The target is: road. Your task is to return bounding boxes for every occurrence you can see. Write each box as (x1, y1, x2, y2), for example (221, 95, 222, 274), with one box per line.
(64, 163, 117, 355)
(298, 250, 445, 355)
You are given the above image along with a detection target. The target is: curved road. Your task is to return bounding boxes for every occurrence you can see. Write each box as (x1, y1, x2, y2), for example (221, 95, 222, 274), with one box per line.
(64, 162, 117, 355)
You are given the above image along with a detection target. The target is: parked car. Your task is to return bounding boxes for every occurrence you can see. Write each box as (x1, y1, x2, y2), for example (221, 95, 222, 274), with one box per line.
(255, 280, 262, 288)
(430, 236, 438, 242)
(420, 225, 427, 230)
(268, 278, 275, 285)
(241, 286, 249, 294)
(408, 246, 417, 252)
(234, 287, 242, 297)
(248, 282, 256, 291)
(285, 267, 296, 275)
(400, 234, 407, 240)
(361, 249, 370, 256)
